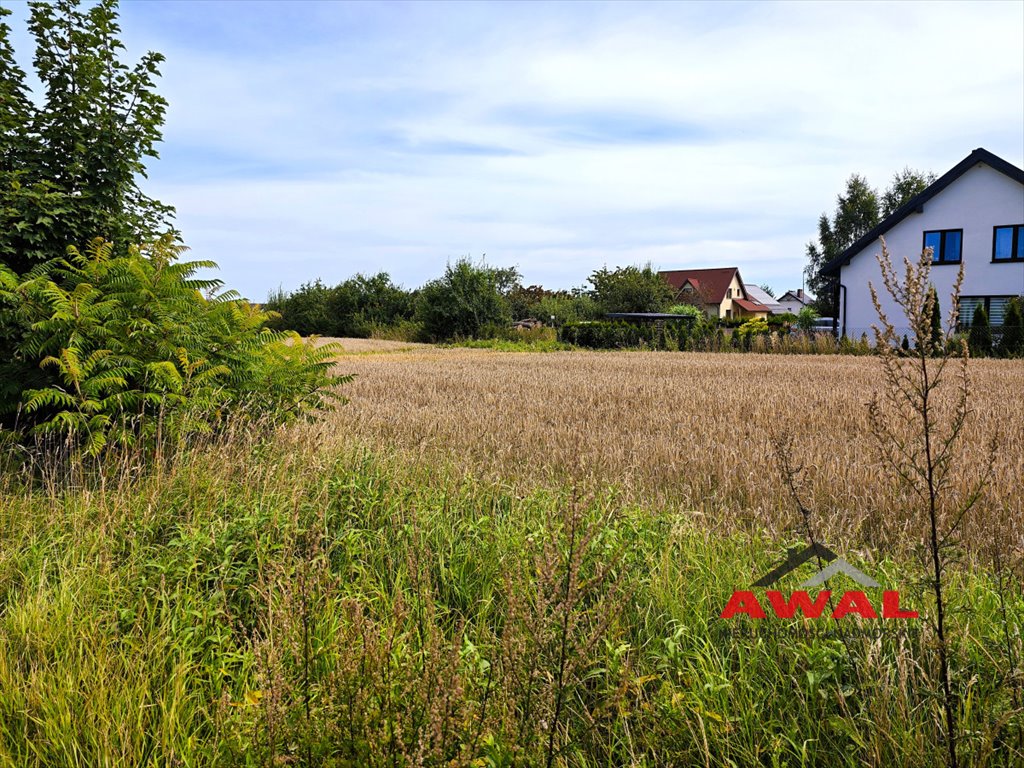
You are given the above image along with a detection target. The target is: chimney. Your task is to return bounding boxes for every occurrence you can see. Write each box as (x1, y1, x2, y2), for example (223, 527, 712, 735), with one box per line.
(797, 288, 804, 299)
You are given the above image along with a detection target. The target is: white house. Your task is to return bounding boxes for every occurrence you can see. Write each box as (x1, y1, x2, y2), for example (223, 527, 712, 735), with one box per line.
(776, 289, 814, 315)
(821, 148, 1024, 339)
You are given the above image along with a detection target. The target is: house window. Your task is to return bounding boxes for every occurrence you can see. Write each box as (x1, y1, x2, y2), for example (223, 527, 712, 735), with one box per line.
(959, 296, 1014, 330)
(924, 229, 962, 264)
(993, 225, 1024, 262)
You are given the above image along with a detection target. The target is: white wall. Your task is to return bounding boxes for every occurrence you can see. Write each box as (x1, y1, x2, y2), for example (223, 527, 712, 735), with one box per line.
(838, 163, 1024, 338)
(777, 299, 808, 315)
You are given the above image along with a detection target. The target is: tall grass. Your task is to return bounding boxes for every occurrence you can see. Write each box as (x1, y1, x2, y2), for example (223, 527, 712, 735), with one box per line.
(0, 417, 1021, 765)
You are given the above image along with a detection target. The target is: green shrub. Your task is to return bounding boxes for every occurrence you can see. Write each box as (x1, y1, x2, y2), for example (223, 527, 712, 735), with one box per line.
(265, 279, 335, 336)
(796, 306, 820, 332)
(326, 272, 415, 337)
(559, 320, 657, 349)
(2, 238, 348, 456)
(667, 304, 704, 320)
(452, 338, 572, 352)
(997, 296, 1023, 358)
(534, 292, 600, 325)
(0, 3, 347, 461)
(588, 263, 673, 314)
(736, 318, 770, 350)
(968, 305, 992, 357)
(266, 273, 415, 338)
(368, 319, 426, 342)
(416, 259, 515, 341)
(769, 312, 797, 328)
(927, 286, 943, 353)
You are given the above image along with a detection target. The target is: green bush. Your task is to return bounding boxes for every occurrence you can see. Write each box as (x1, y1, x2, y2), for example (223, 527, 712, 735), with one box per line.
(838, 333, 872, 356)
(796, 306, 820, 332)
(534, 292, 600, 326)
(326, 272, 415, 337)
(266, 273, 415, 338)
(1, 238, 348, 456)
(736, 318, 770, 346)
(667, 304, 703, 319)
(588, 264, 673, 314)
(558, 320, 695, 350)
(769, 312, 797, 328)
(927, 286, 943, 353)
(264, 279, 334, 336)
(997, 297, 1023, 358)
(416, 259, 516, 342)
(368, 319, 426, 343)
(968, 305, 992, 357)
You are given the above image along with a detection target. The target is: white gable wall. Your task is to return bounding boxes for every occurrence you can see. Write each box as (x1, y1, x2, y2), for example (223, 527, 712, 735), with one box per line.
(777, 298, 808, 315)
(838, 163, 1024, 338)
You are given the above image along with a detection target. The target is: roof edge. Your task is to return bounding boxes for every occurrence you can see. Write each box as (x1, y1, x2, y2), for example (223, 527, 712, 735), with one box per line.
(819, 148, 1024, 277)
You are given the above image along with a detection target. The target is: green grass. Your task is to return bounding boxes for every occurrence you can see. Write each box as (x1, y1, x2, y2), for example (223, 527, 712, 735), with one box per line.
(448, 338, 576, 352)
(0, 439, 1020, 766)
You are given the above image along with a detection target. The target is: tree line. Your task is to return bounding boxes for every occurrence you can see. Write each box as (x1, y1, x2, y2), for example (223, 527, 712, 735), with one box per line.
(264, 262, 683, 342)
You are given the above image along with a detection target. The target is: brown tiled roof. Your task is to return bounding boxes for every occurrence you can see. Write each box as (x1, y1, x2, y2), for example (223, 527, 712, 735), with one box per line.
(659, 268, 740, 304)
(733, 297, 768, 313)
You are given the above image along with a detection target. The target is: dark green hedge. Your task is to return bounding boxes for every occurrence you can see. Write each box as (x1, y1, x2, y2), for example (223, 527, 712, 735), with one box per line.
(559, 320, 699, 349)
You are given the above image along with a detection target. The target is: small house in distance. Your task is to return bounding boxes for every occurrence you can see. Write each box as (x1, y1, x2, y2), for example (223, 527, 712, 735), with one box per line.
(776, 289, 814, 315)
(820, 147, 1024, 338)
(659, 267, 770, 320)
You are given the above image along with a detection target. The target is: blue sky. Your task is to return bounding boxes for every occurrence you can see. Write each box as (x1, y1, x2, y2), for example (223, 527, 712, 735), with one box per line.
(5, 0, 1024, 300)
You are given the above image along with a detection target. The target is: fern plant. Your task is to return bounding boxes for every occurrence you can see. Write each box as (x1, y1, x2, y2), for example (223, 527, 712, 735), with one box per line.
(7, 237, 350, 457)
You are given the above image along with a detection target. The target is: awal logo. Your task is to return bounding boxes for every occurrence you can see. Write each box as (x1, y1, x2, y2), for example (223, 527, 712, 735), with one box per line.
(721, 542, 918, 620)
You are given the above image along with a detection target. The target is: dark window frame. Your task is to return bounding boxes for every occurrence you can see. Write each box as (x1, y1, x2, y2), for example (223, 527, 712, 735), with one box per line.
(923, 228, 963, 265)
(957, 295, 1017, 332)
(992, 224, 1024, 263)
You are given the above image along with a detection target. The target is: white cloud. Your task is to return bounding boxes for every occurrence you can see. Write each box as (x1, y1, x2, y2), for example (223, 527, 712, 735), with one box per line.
(101, 0, 1024, 298)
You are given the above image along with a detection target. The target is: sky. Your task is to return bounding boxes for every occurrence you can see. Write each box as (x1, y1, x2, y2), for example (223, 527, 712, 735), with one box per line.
(4, 0, 1024, 301)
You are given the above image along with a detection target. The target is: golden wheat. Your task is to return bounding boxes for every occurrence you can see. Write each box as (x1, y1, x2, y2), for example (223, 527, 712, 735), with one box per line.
(320, 347, 1024, 556)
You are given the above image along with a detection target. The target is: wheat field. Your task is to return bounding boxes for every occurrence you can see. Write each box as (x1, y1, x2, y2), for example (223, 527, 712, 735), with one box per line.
(327, 346, 1024, 554)
(3, 345, 1021, 765)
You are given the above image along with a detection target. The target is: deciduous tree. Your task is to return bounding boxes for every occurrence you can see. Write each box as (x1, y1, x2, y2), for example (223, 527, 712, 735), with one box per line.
(805, 175, 879, 316)
(416, 259, 517, 341)
(588, 264, 673, 314)
(1, 0, 173, 275)
(0, 2, 346, 450)
(881, 167, 936, 217)
(806, 168, 934, 317)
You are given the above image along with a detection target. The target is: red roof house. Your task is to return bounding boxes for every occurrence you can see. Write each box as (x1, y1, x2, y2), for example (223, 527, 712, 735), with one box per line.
(659, 267, 770, 319)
